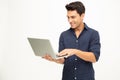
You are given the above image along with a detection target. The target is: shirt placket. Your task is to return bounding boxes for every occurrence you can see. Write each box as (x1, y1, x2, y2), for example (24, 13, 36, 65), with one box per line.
(74, 38, 79, 80)
(74, 57, 78, 80)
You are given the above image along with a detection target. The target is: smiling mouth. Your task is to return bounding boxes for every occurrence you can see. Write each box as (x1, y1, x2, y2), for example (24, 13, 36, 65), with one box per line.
(71, 23, 75, 27)
(70, 23, 74, 26)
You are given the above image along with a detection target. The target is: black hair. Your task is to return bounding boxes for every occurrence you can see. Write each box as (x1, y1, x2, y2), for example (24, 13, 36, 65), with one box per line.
(65, 1, 85, 16)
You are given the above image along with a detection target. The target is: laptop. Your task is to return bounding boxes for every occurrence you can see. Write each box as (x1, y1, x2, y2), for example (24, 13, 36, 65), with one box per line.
(28, 38, 60, 59)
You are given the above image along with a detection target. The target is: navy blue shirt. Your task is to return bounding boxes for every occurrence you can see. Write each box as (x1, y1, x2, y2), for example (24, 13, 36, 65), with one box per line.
(59, 23, 100, 80)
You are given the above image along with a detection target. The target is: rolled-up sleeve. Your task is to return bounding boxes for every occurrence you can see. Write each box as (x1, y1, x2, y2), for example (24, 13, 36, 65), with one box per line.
(89, 31, 101, 61)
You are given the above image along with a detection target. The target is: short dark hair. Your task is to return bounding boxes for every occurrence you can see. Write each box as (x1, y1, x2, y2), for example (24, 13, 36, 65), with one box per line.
(65, 1, 85, 16)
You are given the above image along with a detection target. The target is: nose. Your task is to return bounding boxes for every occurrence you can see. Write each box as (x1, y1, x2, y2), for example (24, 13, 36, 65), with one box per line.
(68, 18, 72, 23)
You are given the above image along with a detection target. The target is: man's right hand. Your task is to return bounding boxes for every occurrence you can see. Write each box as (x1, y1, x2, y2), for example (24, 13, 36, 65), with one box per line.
(42, 54, 54, 61)
(42, 54, 65, 64)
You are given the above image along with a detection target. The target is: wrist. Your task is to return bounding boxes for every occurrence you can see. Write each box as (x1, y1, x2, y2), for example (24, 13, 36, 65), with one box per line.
(75, 49, 82, 56)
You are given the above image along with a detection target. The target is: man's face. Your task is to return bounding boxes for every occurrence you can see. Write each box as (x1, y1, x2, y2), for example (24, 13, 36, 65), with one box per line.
(67, 10, 84, 29)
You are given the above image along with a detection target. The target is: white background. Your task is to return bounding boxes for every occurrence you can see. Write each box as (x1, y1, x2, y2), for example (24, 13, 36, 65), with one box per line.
(0, 0, 120, 80)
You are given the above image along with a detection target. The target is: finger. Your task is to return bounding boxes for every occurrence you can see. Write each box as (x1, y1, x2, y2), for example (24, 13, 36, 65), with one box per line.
(59, 51, 68, 56)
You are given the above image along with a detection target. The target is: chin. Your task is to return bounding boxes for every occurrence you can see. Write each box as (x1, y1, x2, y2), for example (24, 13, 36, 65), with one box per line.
(71, 26, 76, 29)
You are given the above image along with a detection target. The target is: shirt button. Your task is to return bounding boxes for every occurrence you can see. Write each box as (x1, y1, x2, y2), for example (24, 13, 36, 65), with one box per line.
(74, 77, 77, 80)
(74, 67, 77, 70)
(75, 58, 77, 61)
(76, 40, 78, 43)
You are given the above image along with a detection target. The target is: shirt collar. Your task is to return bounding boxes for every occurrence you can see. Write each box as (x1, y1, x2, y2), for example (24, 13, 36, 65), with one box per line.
(84, 23, 89, 30)
(69, 23, 89, 31)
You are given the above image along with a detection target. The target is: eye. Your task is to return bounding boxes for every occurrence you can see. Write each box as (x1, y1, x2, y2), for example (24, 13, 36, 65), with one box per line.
(67, 16, 76, 20)
(71, 16, 75, 19)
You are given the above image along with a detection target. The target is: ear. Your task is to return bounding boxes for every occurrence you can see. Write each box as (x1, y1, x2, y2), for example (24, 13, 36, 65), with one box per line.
(81, 13, 85, 19)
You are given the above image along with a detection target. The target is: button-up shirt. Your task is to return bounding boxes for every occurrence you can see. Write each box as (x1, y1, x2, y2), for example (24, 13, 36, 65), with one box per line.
(59, 23, 101, 80)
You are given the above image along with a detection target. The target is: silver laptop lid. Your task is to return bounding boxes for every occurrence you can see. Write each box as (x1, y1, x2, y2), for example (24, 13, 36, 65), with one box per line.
(28, 38, 57, 58)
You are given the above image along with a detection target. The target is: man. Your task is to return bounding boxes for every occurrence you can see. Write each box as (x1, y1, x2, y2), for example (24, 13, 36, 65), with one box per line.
(43, 1, 100, 80)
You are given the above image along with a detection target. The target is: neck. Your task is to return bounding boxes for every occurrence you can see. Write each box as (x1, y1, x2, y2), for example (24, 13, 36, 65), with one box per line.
(74, 23, 84, 38)
(74, 23, 84, 32)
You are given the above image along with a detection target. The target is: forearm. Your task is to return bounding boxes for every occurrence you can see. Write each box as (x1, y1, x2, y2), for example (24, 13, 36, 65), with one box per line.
(75, 49, 96, 63)
(58, 49, 96, 63)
